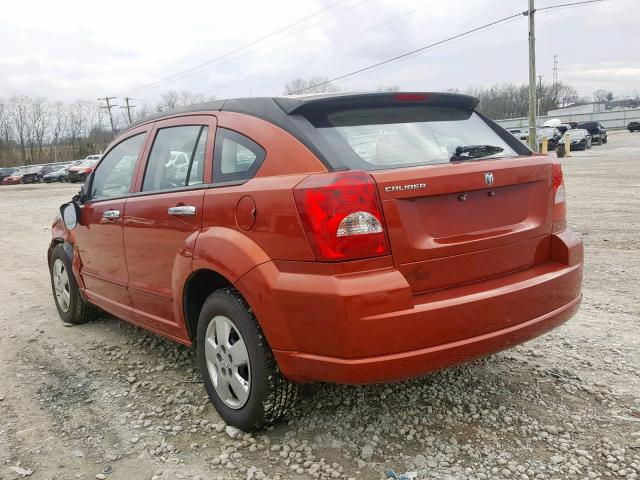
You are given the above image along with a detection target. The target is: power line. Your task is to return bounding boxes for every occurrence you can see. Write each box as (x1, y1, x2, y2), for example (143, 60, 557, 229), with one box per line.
(567, 78, 640, 83)
(290, 12, 524, 95)
(119, 0, 371, 96)
(209, 0, 443, 94)
(290, 0, 609, 96)
(536, 0, 608, 12)
(126, 0, 611, 101)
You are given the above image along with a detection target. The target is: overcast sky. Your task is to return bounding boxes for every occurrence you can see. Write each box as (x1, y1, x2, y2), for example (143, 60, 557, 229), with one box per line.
(1, 0, 638, 106)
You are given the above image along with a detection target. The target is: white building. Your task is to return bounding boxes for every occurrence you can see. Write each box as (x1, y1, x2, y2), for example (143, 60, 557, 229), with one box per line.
(547, 103, 607, 116)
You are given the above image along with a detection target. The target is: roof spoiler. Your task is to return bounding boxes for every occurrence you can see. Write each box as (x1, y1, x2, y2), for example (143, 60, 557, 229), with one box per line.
(274, 92, 480, 115)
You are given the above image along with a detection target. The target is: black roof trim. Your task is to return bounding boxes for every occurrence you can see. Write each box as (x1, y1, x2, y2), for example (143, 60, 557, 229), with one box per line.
(273, 91, 479, 114)
(124, 92, 479, 133)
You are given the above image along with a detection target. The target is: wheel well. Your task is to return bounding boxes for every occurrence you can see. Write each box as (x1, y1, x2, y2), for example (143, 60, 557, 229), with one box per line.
(183, 269, 234, 344)
(48, 238, 64, 264)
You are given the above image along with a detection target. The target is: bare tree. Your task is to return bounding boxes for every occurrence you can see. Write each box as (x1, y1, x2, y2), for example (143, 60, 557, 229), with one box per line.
(556, 84, 579, 108)
(8, 95, 29, 165)
(135, 103, 153, 120)
(593, 89, 612, 103)
(28, 97, 49, 163)
(50, 101, 67, 162)
(0, 99, 12, 164)
(67, 101, 85, 159)
(155, 90, 214, 112)
(283, 77, 342, 95)
(156, 91, 179, 112)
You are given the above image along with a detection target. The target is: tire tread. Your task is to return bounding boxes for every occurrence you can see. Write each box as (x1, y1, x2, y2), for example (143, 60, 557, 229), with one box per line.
(50, 244, 98, 325)
(220, 287, 297, 429)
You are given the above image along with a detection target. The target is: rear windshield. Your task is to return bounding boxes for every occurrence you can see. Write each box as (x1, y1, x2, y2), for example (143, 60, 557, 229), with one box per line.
(305, 106, 517, 171)
(578, 122, 596, 129)
(569, 129, 586, 138)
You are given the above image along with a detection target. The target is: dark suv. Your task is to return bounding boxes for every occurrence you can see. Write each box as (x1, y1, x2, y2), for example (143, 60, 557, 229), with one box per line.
(577, 121, 607, 145)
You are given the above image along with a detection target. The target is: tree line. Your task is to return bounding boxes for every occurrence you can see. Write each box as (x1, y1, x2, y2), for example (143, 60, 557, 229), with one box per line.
(0, 91, 215, 167)
(1, 79, 635, 168)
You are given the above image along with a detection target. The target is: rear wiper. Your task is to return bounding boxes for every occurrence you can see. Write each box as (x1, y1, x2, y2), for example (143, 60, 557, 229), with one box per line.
(450, 145, 504, 162)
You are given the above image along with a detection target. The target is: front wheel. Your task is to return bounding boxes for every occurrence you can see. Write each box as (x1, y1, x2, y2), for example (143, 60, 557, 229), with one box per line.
(196, 288, 298, 431)
(49, 244, 97, 324)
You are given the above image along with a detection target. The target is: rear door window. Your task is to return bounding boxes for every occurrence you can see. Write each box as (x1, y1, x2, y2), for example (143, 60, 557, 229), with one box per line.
(142, 125, 208, 192)
(305, 106, 517, 171)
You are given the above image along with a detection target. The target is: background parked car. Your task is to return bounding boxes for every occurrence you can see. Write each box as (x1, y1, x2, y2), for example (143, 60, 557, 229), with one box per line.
(43, 166, 70, 183)
(556, 123, 574, 135)
(0, 167, 17, 184)
(2, 169, 25, 185)
(537, 126, 563, 151)
(577, 121, 607, 144)
(21, 165, 57, 183)
(508, 128, 528, 141)
(67, 159, 98, 182)
(566, 128, 592, 151)
(628, 121, 640, 132)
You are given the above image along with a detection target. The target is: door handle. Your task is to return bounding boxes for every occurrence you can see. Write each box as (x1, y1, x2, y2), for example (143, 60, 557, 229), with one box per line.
(168, 206, 196, 216)
(102, 209, 121, 219)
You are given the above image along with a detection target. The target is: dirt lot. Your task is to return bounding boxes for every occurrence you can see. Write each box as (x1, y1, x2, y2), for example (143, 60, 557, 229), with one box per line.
(1, 131, 639, 480)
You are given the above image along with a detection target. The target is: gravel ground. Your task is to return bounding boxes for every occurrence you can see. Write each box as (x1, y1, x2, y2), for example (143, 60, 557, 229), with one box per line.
(1, 130, 639, 480)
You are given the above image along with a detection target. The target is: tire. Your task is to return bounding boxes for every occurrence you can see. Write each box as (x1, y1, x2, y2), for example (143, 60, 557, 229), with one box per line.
(49, 243, 97, 324)
(196, 288, 298, 431)
(602, 136, 607, 144)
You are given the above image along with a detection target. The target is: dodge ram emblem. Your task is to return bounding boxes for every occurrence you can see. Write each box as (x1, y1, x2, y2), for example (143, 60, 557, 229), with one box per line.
(484, 172, 494, 186)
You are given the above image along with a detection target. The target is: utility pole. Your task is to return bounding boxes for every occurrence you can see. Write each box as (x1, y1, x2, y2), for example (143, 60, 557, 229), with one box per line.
(527, 0, 537, 151)
(538, 74, 544, 119)
(98, 96, 118, 134)
(121, 97, 135, 124)
(553, 54, 559, 91)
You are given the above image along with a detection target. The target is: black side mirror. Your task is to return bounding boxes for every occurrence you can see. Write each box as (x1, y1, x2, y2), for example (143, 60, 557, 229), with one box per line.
(60, 202, 81, 230)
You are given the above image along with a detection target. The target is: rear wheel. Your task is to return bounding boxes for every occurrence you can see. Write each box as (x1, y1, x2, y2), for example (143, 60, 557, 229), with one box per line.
(49, 244, 97, 324)
(196, 288, 298, 431)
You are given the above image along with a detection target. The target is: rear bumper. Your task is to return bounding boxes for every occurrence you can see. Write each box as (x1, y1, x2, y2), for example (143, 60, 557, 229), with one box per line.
(275, 294, 580, 384)
(238, 230, 583, 384)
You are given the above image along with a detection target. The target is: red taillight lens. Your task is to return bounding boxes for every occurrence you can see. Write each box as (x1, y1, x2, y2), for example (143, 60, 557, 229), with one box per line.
(294, 171, 389, 261)
(553, 161, 565, 204)
(552, 159, 567, 230)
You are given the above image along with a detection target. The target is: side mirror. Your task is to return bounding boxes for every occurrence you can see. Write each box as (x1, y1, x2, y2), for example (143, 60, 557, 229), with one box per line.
(60, 202, 81, 230)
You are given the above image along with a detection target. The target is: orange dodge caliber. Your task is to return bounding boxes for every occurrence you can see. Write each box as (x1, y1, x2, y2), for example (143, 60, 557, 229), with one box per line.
(49, 92, 583, 430)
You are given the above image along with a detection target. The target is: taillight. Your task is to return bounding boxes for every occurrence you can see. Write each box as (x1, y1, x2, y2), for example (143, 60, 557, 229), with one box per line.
(553, 161, 565, 204)
(552, 159, 567, 230)
(294, 171, 389, 261)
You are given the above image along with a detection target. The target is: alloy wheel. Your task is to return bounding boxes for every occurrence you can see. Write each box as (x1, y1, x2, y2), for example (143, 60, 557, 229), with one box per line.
(52, 258, 71, 313)
(204, 315, 251, 409)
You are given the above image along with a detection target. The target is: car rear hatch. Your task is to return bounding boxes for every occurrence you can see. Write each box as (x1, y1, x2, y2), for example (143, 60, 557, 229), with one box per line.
(283, 92, 555, 294)
(371, 157, 552, 293)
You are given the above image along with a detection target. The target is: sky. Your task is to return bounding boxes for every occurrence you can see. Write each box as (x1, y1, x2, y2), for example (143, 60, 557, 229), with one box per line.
(1, 0, 639, 107)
